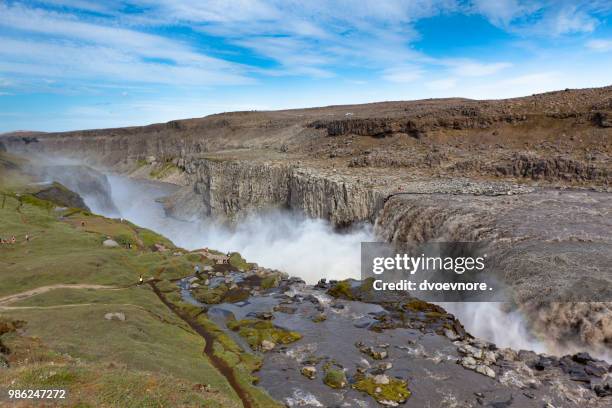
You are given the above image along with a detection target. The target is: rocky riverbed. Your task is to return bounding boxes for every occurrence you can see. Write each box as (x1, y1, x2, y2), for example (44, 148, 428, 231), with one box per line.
(176, 265, 612, 407)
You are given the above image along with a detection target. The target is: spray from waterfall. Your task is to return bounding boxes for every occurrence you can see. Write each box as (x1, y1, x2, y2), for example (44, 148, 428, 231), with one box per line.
(93, 174, 372, 284)
(37, 161, 608, 361)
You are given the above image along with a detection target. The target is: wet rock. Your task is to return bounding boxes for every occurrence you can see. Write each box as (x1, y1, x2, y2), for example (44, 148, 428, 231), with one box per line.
(315, 279, 328, 289)
(357, 343, 389, 360)
(312, 313, 327, 323)
(517, 350, 539, 365)
(585, 362, 608, 377)
(273, 304, 297, 314)
(461, 356, 477, 369)
(457, 340, 497, 378)
(261, 340, 276, 351)
(249, 311, 273, 321)
(591, 376, 612, 397)
(572, 352, 594, 364)
(443, 328, 460, 341)
(475, 364, 496, 378)
(534, 356, 556, 371)
(373, 374, 390, 385)
(300, 365, 317, 380)
(352, 373, 411, 406)
(226, 319, 301, 351)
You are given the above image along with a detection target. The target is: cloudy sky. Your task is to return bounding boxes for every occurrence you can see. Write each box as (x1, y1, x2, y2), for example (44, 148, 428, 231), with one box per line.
(1, 0, 612, 132)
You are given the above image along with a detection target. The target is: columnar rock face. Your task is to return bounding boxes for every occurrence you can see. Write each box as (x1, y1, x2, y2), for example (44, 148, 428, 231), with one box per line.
(287, 168, 383, 226)
(175, 158, 384, 225)
(184, 159, 292, 220)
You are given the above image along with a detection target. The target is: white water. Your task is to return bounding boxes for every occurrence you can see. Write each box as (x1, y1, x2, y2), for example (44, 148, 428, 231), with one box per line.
(81, 171, 585, 357)
(88, 174, 372, 284)
(441, 302, 547, 352)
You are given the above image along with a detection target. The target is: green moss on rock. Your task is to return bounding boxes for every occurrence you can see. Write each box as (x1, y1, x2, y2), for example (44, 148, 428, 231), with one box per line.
(222, 288, 251, 303)
(327, 280, 355, 300)
(261, 274, 280, 290)
(228, 252, 252, 271)
(353, 374, 411, 405)
(403, 299, 440, 313)
(226, 319, 301, 351)
(323, 369, 347, 389)
(192, 284, 228, 304)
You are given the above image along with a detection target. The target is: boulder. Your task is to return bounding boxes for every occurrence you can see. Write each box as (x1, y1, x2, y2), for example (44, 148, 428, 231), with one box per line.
(103, 239, 119, 248)
(373, 374, 390, 385)
(301, 366, 317, 380)
(104, 312, 126, 321)
(261, 340, 275, 351)
(323, 369, 347, 389)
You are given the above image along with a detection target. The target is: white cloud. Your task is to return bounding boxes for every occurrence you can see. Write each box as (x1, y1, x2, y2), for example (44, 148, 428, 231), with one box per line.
(445, 60, 512, 77)
(0, 3, 251, 86)
(586, 39, 612, 52)
(551, 6, 598, 35)
(381, 65, 424, 83)
(470, 0, 533, 27)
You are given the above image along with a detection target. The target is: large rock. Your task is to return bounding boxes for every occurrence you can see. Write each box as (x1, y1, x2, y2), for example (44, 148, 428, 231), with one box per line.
(104, 312, 125, 321)
(33, 182, 89, 210)
(103, 239, 119, 248)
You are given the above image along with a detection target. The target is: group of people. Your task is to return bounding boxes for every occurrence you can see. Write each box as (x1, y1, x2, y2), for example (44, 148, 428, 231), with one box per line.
(0, 234, 28, 244)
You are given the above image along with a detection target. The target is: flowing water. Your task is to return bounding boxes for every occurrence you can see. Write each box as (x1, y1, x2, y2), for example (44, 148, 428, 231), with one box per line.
(61, 169, 596, 358)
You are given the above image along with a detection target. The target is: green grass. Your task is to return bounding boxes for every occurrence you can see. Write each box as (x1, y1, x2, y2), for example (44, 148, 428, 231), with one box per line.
(0, 159, 281, 407)
(2, 302, 236, 397)
(1, 361, 236, 407)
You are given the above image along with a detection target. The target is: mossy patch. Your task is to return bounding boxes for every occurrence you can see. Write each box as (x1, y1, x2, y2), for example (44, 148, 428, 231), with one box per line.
(228, 252, 252, 272)
(223, 288, 251, 303)
(327, 280, 355, 300)
(323, 369, 347, 389)
(261, 274, 281, 290)
(352, 374, 411, 405)
(403, 298, 439, 313)
(192, 284, 229, 304)
(226, 319, 302, 351)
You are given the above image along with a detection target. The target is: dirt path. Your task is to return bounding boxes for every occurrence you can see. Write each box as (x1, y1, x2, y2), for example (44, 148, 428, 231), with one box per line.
(0, 284, 117, 306)
(148, 281, 255, 408)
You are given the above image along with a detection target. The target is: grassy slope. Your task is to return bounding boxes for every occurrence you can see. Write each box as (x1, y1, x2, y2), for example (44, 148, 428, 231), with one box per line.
(0, 152, 279, 407)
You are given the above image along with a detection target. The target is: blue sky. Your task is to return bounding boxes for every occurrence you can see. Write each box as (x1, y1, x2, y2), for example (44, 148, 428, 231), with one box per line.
(1, 0, 612, 132)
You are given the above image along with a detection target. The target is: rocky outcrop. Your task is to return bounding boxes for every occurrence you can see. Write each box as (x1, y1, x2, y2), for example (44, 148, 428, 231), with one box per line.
(171, 158, 383, 226)
(593, 111, 612, 127)
(309, 111, 533, 138)
(495, 153, 608, 182)
(32, 182, 90, 211)
(310, 118, 424, 138)
(33, 165, 119, 214)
